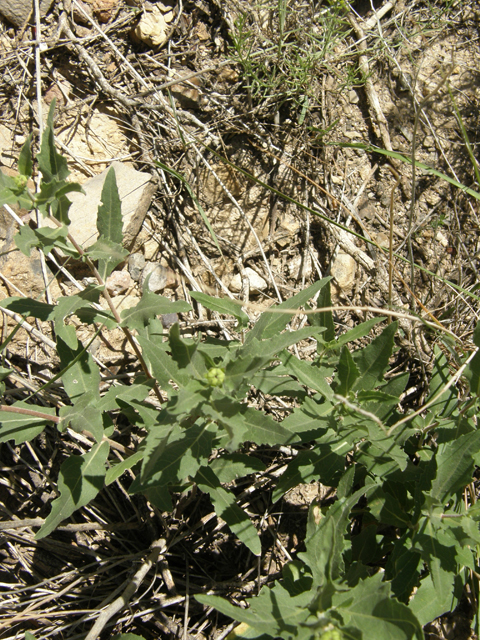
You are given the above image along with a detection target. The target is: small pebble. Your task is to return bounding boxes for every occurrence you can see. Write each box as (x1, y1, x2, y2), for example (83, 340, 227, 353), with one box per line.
(106, 270, 132, 296)
(348, 89, 359, 104)
(128, 252, 145, 281)
(141, 263, 168, 293)
(161, 313, 178, 328)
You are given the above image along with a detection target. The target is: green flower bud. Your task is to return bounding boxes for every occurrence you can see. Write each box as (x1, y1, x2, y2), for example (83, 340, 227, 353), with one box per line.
(205, 367, 225, 387)
(13, 175, 28, 190)
(320, 629, 342, 640)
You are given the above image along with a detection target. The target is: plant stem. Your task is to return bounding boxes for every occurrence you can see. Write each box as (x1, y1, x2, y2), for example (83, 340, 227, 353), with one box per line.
(0, 404, 60, 423)
(50, 216, 164, 404)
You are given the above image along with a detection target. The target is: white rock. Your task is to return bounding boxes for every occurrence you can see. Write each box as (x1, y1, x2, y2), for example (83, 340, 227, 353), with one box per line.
(0, 206, 62, 301)
(141, 263, 177, 293)
(348, 89, 359, 104)
(436, 230, 449, 247)
(374, 232, 390, 248)
(230, 267, 268, 294)
(38, 162, 156, 250)
(111, 294, 140, 313)
(141, 263, 168, 293)
(57, 111, 129, 182)
(331, 251, 356, 296)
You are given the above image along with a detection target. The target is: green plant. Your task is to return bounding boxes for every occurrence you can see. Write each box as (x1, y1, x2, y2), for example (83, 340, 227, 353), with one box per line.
(2, 105, 480, 640)
(229, 1, 353, 122)
(198, 326, 480, 638)
(429, 211, 447, 231)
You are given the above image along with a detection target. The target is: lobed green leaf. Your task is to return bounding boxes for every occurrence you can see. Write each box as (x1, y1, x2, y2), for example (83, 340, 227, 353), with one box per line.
(0, 401, 56, 444)
(130, 418, 215, 493)
(352, 321, 398, 392)
(57, 336, 101, 402)
(0, 297, 55, 321)
(335, 345, 359, 396)
(246, 278, 331, 342)
(18, 134, 33, 178)
(59, 391, 104, 442)
(36, 441, 109, 539)
(309, 277, 335, 341)
(196, 466, 261, 555)
(37, 100, 70, 183)
(120, 289, 191, 332)
(190, 290, 249, 328)
(333, 572, 423, 640)
(96, 166, 123, 244)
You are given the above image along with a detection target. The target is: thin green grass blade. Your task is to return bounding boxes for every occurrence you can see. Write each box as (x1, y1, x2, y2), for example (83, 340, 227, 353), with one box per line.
(335, 142, 480, 201)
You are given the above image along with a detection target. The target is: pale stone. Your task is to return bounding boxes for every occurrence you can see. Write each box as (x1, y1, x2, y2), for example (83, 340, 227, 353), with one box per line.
(141, 263, 177, 293)
(348, 89, 359, 104)
(106, 270, 132, 296)
(141, 263, 167, 293)
(0, 247, 62, 300)
(278, 212, 300, 237)
(133, 5, 169, 47)
(217, 66, 239, 83)
(375, 232, 390, 248)
(359, 162, 373, 181)
(0, 0, 53, 27)
(128, 252, 145, 281)
(276, 236, 290, 248)
(39, 162, 156, 251)
(195, 21, 209, 41)
(110, 294, 140, 313)
(0, 125, 14, 167)
(230, 267, 268, 294)
(436, 230, 449, 247)
(161, 313, 178, 328)
(288, 253, 313, 280)
(331, 251, 356, 297)
(143, 238, 160, 261)
(424, 190, 442, 207)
